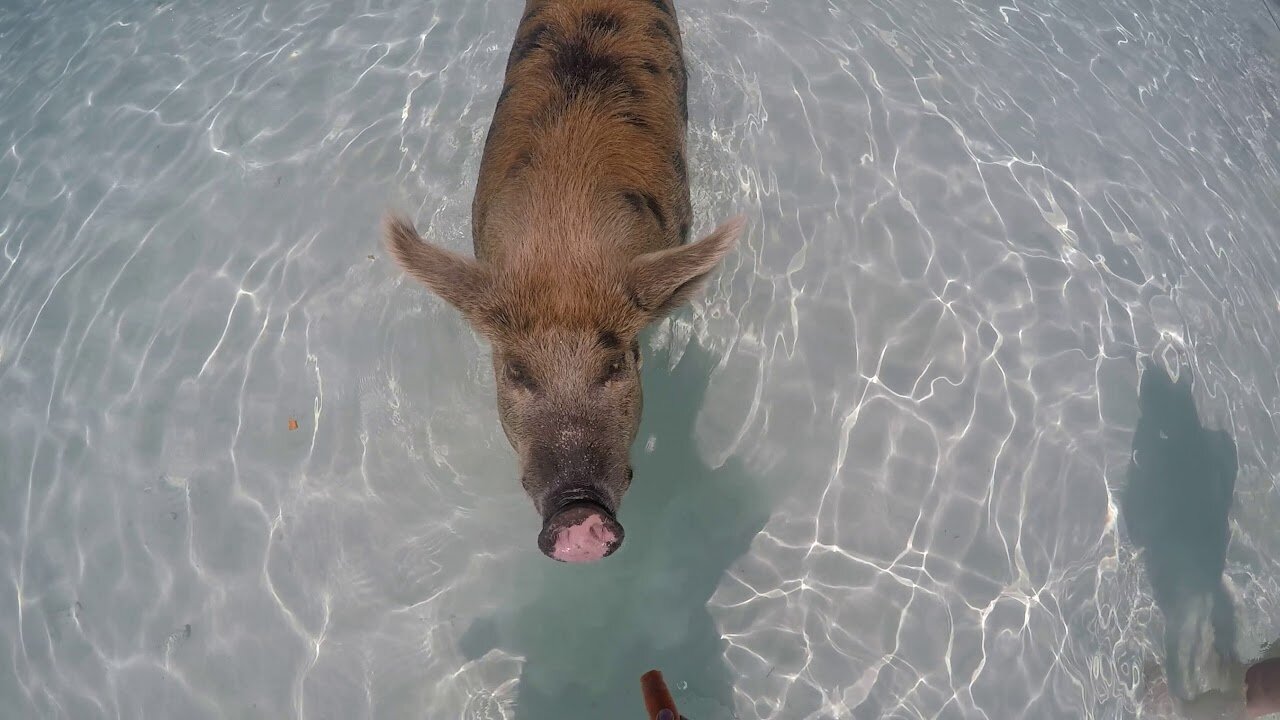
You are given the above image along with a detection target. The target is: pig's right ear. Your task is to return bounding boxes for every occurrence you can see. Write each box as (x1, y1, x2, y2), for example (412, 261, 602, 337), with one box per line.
(625, 215, 744, 320)
(384, 215, 492, 321)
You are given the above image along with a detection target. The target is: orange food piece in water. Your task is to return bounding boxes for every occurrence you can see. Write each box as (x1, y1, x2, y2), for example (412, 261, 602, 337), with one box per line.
(641, 670, 678, 720)
(288, 418, 299, 431)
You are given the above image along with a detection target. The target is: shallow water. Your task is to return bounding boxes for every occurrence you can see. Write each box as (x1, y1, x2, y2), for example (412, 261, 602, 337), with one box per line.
(2, 0, 1280, 718)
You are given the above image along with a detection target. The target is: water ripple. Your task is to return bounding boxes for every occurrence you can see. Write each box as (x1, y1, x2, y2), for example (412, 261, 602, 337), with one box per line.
(1, 0, 1278, 718)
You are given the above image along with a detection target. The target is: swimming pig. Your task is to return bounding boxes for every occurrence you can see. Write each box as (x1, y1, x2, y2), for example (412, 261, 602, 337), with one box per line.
(386, 0, 742, 562)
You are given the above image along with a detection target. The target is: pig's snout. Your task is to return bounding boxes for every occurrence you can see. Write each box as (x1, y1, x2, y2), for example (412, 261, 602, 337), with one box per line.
(536, 488, 626, 563)
(526, 439, 631, 562)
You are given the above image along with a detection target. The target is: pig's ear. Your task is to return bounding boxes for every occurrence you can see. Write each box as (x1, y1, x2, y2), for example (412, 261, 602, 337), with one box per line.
(385, 215, 492, 321)
(626, 216, 744, 319)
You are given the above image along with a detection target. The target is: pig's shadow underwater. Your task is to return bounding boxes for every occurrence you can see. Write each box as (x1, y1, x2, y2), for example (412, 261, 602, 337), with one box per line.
(1122, 360, 1240, 701)
(459, 340, 771, 720)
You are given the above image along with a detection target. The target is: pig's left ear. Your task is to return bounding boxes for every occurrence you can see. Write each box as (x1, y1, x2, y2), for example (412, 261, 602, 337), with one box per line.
(626, 216, 744, 320)
(384, 214, 493, 323)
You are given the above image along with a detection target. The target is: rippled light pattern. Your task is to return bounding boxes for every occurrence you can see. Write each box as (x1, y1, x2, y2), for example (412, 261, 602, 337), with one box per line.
(1, 0, 1279, 718)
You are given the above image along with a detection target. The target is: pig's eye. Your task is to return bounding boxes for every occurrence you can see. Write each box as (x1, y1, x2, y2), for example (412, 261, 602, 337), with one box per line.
(505, 361, 537, 391)
(602, 354, 629, 385)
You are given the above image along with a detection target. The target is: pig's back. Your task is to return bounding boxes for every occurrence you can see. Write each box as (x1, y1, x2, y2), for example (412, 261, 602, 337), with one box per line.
(471, 0, 693, 262)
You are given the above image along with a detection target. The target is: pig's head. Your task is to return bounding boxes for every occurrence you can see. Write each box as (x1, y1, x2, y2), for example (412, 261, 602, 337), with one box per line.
(385, 215, 743, 562)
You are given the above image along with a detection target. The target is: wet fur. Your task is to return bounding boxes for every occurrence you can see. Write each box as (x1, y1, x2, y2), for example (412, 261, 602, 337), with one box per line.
(473, 0, 693, 263)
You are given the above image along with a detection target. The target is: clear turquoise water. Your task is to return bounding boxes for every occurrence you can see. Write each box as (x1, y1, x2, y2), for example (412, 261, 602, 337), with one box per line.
(1, 0, 1279, 718)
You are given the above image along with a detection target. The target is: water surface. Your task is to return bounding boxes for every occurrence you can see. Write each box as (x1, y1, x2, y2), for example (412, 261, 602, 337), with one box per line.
(2, 0, 1280, 718)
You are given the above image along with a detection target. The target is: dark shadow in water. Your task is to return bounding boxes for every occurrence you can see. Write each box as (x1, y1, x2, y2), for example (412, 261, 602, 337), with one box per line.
(460, 340, 770, 720)
(1122, 360, 1239, 702)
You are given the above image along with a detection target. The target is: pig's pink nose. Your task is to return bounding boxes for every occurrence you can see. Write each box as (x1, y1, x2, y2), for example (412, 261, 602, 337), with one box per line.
(538, 503, 624, 563)
(552, 512, 617, 563)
